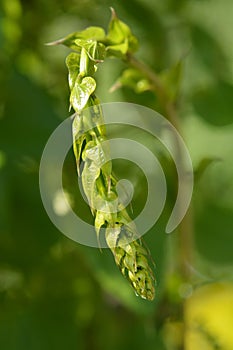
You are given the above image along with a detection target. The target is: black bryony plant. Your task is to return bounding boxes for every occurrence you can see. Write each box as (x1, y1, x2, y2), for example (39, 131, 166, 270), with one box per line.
(48, 8, 156, 301)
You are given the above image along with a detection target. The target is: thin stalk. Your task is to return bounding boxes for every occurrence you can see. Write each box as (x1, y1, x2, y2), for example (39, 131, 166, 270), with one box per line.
(127, 53, 194, 347)
(127, 53, 194, 274)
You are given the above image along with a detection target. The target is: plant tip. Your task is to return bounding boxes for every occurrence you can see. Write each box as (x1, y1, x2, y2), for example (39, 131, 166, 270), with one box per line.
(45, 38, 63, 46)
(110, 7, 117, 19)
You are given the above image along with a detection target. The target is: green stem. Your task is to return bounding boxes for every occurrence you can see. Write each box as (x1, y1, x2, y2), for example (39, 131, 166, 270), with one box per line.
(127, 53, 194, 347)
(126, 53, 178, 128)
(127, 53, 194, 273)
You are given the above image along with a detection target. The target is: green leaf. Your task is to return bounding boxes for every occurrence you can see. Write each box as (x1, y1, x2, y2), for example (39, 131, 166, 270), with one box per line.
(72, 115, 87, 175)
(95, 210, 106, 234)
(105, 8, 138, 57)
(70, 76, 96, 112)
(194, 157, 221, 183)
(83, 137, 112, 185)
(196, 202, 233, 264)
(46, 26, 106, 49)
(66, 52, 80, 90)
(105, 226, 121, 248)
(77, 26, 106, 41)
(106, 9, 131, 45)
(88, 98, 107, 136)
(113, 68, 151, 93)
(190, 24, 228, 77)
(79, 47, 96, 77)
(94, 210, 106, 247)
(73, 134, 86, 176)
(106, 40, 129, 58)
(93, 193, 118, 224)
(159, 61, 183, 102)
(75, 39, 106, 62)
(84, 138, 110, 167)
(192, 79, 233, 126)
(81, 158, 100, 209)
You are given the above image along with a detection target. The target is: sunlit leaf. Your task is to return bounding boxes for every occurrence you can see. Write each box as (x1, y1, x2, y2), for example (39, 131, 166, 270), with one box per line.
(106, 8, 132, 45)
(106, 40, 129, 58)
(81, 158, 100, 209)
(82, 136, 111, 177)
(66, 52, 80, 90)
(75, 39, 106, 62)
(95, 210, 106, 234)
(70, 76, 96, 112)
(93, 192, 118, 225)
(105, 8, 138, 56)
(84, 139, 107, 166)
(77, 26, 106, 41)
(72, 115, 87, 175)
(46, 26, 106, 50)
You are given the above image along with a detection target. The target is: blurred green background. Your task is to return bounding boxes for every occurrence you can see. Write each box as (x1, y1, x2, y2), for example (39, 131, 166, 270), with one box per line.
(0, 0, 233, 349)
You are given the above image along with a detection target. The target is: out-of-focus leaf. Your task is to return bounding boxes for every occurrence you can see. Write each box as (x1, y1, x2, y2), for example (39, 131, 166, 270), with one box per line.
(194, 157, 221, 183)
(70, 76, 96, 112)
(0, 151, 6, 169)
(117, 0, 167, 69)
(195, 202, 233, 264)
(166, 0, 186, 12)
(192, 80, 233, 126)
(80, 245, 157, 316)
(2, 0, 22, 20)
(190, 24, 228, 77)
(112, 68, 151, 93)
(159, 61, 183, 102)
(185, 282, 233, 350)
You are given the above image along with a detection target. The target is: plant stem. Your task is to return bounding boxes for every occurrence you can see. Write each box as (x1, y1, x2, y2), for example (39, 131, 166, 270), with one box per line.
(127, 53, 193, 273)
(126, 54, 178, 128)
(127, 53, 194, 347)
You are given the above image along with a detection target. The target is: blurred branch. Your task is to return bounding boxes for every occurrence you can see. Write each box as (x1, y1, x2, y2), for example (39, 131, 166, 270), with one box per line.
(127, 52, 194, 275)
(126, 53, 179, 129)
(127, 52, 194, 349)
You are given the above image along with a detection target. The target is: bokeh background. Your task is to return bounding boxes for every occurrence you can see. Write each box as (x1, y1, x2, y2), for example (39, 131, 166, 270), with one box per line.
(0, 0, 233, 349)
